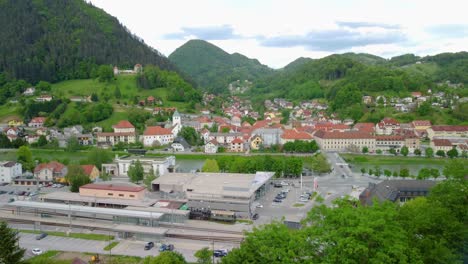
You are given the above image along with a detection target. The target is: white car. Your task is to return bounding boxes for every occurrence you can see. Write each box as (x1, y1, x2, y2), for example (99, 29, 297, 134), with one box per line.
(280, 181, 289, 186)
(256, 204, 263, 208)
(299, 198, 309, 203)
(281, 189, 290, 193)
(32, 248, 43, 255)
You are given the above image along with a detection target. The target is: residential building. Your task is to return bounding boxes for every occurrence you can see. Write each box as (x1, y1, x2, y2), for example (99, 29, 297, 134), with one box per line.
(23, 87, 35, 96)
(34, 161, 67, 182)
(375, 118, 400, 135)
(143, 126, 174, 147)
(430, 139, 454, 152)
(171, 137, 190, 152)
(375, 135, 404, 152)
(79, 183, 145, 200)
(250, 135, 263, 150)
(28, 117, 46, 128)
(81, 165, 100, 180)
(280, 129, 313, 144)
(96, 120, 136, 146)
(207, 132, 243, 145)
(230, 138, 244, 152)
(0, 161, 22, 183)
(35, 95, 53, 102)
(102, 155, 175, 178)
(314, 130, 375, 152)
(204, 139, 219, 154)
(151, 171, 274, 218)
(251, 128, 283, 146)
(359, 180, 436, 206)
(427, 125, 468, 140)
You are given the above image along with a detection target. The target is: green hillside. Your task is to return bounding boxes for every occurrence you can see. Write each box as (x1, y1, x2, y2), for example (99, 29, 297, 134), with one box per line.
(0, 0, 177, 84)
(169, 39, 274, 93)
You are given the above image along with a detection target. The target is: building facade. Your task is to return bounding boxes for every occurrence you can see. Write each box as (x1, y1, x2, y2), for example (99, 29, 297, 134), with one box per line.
(102, 155, 175, 178)
(0, 161, 22, 183)
(79, 183, 145, 200)
(314, 130, 376, 152)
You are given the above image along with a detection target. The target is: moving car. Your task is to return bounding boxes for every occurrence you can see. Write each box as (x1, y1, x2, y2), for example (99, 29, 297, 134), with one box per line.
(36, 233, 48, 240)
(32, 248, 43, 255)
(144, 242, 154, 250)
(255, 204, 263, 208)
(159, 244, 174, 252)
(214, 249, 228, 257)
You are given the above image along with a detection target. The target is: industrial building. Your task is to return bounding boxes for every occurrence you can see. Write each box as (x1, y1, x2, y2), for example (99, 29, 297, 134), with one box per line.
(151, 171, 274, 218)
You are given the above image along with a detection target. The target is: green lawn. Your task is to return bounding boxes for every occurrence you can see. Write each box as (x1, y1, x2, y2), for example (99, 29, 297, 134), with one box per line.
(0, 103, 22, 122)
(28, 251, 69, 264)
(20, 229, 114, 241)
(293, 203, 305, 207)
(104, 241, 119, 251)
(28, 251, 143, 264)
(341, 154, 448, 166)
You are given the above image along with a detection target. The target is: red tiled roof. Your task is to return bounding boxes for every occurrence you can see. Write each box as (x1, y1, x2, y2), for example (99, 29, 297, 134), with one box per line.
(411, 92, 422, 97)
(281, 129, 313, 140)
(30, 117, 46, 123)
(197, 116, 212, 123)
(80, 183, 145, 192)
(432, 139, 452, 146)
(430, 125, 468, 132)
(412, 120, 431, 127)
(382, 118, 400, 125)
(112, 120, 135, 129)
(147, 96, 155, 101)
(314, 130, 374, 139)
(81, 165, 97, 176)
(208, 139, 219, 145)
(354, 122, 375, 132)
(252, 120, 270, 129)
(231, 138, 244, 144)
(144, 126, 172, 136)
(34, 161, 65, 173)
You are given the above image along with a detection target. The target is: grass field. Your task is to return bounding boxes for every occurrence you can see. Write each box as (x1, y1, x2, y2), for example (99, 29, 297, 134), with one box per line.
(104, 241, 119, 251)
(0, 103, 22, 122)
(28, 251, 143, 264)
(341, 153, 448, 166)
(20, 230, 114, 241)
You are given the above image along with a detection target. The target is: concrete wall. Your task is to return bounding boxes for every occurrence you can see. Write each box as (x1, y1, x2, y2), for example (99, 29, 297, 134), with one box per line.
(79, 188, 145, 200)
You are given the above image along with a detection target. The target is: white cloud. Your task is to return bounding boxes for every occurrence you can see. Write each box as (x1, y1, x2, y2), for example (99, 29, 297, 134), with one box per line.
(89, 0, 468, 68)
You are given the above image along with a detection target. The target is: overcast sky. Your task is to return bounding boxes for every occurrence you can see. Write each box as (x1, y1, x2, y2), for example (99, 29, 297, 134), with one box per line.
(89, 0, 468, 68)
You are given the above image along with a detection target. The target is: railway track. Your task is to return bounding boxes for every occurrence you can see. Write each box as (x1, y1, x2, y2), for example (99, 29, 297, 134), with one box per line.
(166, 233, 243, 243)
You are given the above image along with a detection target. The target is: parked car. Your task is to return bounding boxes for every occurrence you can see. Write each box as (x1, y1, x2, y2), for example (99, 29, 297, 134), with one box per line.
(8, 198, 15, 203)
(273, 198, 282, 203)
(36, 233, 48, 240)
(18, 191, 26, 196)
(144, 242, 154, 250)
(280, 181, 289, 186)
(32, 248, 43, 255)
(299, 197, 309, 202)
(8, 190, 14, 194)
(214, 249, 228, 257)
(255, 204, 263, 208)
(29, 191, 38, 197)
(273, 183, 282, 188)
(24, 192, 30, 196)
(159, 244, 174, 252)
(252, 213, 259, 220)
(0, 182, 8, 186)
(281, 189, 290, 193)
(0, 191, 7, 195)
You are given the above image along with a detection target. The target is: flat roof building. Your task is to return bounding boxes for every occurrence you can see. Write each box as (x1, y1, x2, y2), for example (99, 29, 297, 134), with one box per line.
(102, 155, 175, 178)
(80, 183, 146, 200)
(152, 171, 274, 218)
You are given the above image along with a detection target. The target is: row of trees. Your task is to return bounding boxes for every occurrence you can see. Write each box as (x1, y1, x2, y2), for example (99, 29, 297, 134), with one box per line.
(221, 169, 467, 263)
(282, 140, 319, 153)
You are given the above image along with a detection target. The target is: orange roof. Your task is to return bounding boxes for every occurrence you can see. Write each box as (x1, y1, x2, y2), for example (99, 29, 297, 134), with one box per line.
(432, 139, 452, 146)
(412, 120, 431, 126)
(144, 126, 172, 135)
(97, 132, 135, 137)
(281, 129, 313, 140)
(34, 161, 65, 173)
(80, 183, 145, 192)
(431, 125, 468, 132)
(354, 123, 375, 132)
(231, 138, 244, 144)
(81, 165, 97, 176)
(112, 120, 134, 129)
(30, 117, 46, 123)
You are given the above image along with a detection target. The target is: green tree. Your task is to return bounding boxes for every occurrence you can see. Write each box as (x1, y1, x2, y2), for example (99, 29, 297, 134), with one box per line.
(178, 126, 201, 146)
(280, 109, 290, 124)
(430, 168, 440, 179)
(36, 80, 51, 91)
(17, 145, 33, 171)
(362, 146, 368, 153)
(98, 65, 114, 82)
(376, 149, 382, 154)
(417, 101, 432, 116)
(202, 159, 220, 172)
(392, 171, 398, 177)
(91, 92, 99, 102)
(399, 168, 410, 178)
(128, 160, 144, 183)
(436, 150, 446, 157)
(221, 127, 230, 133)
(0, 221, 25, 264)
(389, 148, 397, 155)
(66, 136, 80, 152)
(384, 169, 392, 177)
(443, 159, 467, 180)
(360, 168, 366, 175)
(143, 168, 157, 190)
(400, 146, 409, 157)
(417, 168, 431, 179)
(143, 251, 187, 264)
(414, 148, 421, 156)
(37, 135, 48, 147)
(446, 148, 458, 159)
(311, 154, 331, 173)
(114, 86, 121, 99)
(195, 247, 212, 264)
(425, 147, 434, 158)
(374, 165, 382, 177)
(86, 148, 112, 169)
(65, 165, 91, 192)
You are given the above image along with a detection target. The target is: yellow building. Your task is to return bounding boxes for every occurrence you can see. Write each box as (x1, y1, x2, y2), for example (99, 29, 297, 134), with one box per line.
(8, 119, 23, 127)
(81, 165, 100, 180)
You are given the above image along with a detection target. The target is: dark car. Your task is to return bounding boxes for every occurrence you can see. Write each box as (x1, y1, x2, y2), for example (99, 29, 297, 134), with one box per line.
(144, 242, 154, 250)
(8, 190, 14, 194)
(273, 198, 282, 203)
(214, 249, 228, 257)
(0, 191, 7, 195)
(159, 244, 174, 252)
(252, 213, 259, 220)
(0, 182, 8, 186)
(273, 183, 282, 188)
(36, 233, 48, 240)
(18, 191, 26, 196)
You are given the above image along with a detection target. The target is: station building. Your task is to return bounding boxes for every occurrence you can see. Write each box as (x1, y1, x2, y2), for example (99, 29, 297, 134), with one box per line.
(151, 171, 274, 218)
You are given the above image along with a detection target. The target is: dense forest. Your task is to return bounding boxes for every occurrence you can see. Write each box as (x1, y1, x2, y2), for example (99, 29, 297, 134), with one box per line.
(0, 0, 178, 84)
(169, 39, 274, 94)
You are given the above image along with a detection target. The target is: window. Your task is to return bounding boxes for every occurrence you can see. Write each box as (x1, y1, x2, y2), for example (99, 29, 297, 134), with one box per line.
(129, 195, 135, 198)
(119, 194, 124, 197)
(108, 193, 113, 196)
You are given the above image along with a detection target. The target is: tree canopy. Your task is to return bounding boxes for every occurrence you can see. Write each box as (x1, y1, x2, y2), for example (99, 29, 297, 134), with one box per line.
(0, 221, 25, 264)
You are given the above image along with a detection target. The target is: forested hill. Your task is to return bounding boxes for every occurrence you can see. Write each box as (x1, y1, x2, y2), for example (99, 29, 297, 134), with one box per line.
(168, 39, 274, 93)
(0, 0, 176, 84)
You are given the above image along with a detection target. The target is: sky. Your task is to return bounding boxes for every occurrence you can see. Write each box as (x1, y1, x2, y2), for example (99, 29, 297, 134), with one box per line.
(88, 0, 468, 68)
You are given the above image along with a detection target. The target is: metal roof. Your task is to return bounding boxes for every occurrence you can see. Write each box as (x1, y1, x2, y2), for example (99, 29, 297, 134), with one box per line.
(10, 201, 163, 219)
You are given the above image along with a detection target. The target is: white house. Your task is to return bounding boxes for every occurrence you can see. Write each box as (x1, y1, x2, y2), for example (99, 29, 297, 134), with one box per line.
(28, 117, 46, 128)
(102, 155, 175, 177)
(0, 161, 22, 183)
(171, 137, 190, 152)
(204, 139, 219, 154)
(172, 110, 182, 137)
(23, 87, 36, 96)
(143, 126, 174, 147)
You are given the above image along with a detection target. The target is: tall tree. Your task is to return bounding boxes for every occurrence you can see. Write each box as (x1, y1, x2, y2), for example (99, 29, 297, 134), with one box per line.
(86, 148, 113, 169)
(143, 168, 157, 190)
(443, 159, 467, 180)
(0, 221, 25, 264)
(65, 165, 91, 192)
(178, 126, 201, 146)
(425, 147, 434, 158)
(143, 251, 187, 264)
(195, 247, 212, 264)
(446, 148, 459, 159)
(128, 160, 144, 183)
(65, 136, 80, 152)
(400, 146, 409, 157)
(16, 145, 32, 171)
